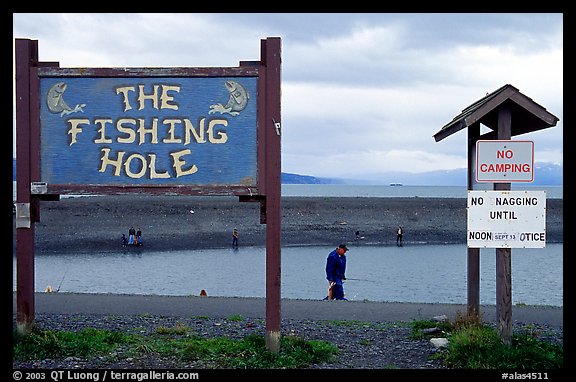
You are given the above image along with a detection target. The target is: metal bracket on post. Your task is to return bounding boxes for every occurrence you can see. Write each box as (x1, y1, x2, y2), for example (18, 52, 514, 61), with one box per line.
(238, 194, 266, 224)
(15, 203, 31, 228)
(273, 118, 281, 136)
(31, 182, 60, 201)
(31, 182, 47, 194)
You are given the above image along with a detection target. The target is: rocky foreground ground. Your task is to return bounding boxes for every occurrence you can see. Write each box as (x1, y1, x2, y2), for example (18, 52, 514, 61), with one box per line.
(12, 310, 563, 370)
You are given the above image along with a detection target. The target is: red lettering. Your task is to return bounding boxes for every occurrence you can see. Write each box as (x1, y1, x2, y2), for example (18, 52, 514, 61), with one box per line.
(480, 163, 532, 173)
(496, 149, 514, 159)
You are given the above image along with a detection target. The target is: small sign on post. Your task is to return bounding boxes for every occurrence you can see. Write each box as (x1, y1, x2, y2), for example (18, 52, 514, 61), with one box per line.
(467, 190, 546, 248)
(476, 140, 534, 182)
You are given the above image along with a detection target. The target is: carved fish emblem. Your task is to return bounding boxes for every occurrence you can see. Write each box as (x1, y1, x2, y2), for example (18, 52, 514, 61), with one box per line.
(46, 82, 86, 117)
(209, 80, 249, 116)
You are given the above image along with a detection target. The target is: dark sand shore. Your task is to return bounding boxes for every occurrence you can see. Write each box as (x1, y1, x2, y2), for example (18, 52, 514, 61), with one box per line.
(14, 195, 562, 253)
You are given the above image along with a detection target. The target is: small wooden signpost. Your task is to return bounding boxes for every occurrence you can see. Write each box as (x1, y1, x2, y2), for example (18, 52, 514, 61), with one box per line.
(433, 84, 559, 344)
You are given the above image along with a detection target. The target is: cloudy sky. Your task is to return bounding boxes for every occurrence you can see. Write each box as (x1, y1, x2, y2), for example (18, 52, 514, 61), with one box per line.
(13, 13, 563, 181)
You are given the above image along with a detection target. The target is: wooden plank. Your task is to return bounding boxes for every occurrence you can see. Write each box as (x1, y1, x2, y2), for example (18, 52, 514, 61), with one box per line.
(46, 184, 259, 197)
(494, 106, 513, 346)
(467, 123, 480, 318)
(15, 39, 37, 332)
(38, 66, 259, 77)
(262, 37, 282, 353)
(508, 92, 560, 126)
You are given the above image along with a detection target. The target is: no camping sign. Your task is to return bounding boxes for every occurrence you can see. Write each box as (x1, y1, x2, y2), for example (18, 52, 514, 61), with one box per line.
(476, 140, 534, 182)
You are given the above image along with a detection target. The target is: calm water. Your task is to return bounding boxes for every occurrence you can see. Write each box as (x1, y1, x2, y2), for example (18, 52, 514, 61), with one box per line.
(14, 243, 563, 307)
(13, 184, 562, 306)
(281, 184, 563, 199)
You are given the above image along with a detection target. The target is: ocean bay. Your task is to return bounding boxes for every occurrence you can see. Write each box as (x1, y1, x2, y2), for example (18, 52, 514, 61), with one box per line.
(281, 184, 563, 199)
(13, 184, 563, 307)
(15, 243, 563, 307)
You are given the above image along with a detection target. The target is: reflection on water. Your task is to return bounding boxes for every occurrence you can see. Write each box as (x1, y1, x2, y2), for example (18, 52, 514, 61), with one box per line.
(14, 244, 563, 307)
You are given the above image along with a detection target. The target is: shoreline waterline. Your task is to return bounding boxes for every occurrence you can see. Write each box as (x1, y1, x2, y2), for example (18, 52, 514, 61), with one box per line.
(16, 243, 563, 308)
(13, 291, 563, 329)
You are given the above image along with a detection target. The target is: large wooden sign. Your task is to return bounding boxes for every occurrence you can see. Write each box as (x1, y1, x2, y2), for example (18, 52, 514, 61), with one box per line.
(40, 76, 257, 186)
(17, 38, 283, 353)
(37, 67, 261, 196)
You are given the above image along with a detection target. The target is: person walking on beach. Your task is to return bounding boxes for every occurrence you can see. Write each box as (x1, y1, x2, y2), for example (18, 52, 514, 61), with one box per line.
(396, 226, 403, 246)
(324, 244, 348, 300)
(232, 228, 239, 248)
(128, 226, 136, 245)
(136, 227, 142, 246)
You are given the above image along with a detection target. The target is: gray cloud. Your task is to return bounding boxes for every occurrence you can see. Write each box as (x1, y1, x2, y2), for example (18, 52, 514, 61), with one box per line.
(13, 13, 563, 180)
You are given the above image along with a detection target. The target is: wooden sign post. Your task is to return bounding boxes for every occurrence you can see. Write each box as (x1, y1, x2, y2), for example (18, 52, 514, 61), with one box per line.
(433, 85, 558, 344)
(15, 37, 283, 352)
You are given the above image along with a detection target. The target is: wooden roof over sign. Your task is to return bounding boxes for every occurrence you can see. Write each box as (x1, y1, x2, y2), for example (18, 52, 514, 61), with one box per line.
(433, 84, 559, 142)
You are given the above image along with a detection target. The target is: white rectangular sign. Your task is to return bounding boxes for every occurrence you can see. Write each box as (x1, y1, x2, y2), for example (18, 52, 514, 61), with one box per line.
(476, 140, 534, 182)
(467, 190, 546, 248)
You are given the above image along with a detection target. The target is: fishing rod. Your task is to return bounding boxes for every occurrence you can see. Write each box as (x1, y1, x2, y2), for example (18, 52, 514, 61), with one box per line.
(344, 277, 378, 283)
(56, 268, 68, 292)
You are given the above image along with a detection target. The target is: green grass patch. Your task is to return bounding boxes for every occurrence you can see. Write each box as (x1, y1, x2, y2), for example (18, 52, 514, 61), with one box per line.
(409, 316, 563, 369)
(409, 318, 453, 340)
(155, 322, 193, 336)
(441, 325, 563, 369)
(191, 315, 210, 320)
(14, 326, 339, 369)
(14, 317, 561, 369)
(176, 334, 337, 368)
(13, 326, 135, 361)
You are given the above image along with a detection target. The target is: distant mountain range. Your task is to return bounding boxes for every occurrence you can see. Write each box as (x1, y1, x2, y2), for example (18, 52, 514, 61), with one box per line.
(13, 159, 562, 186)
(281, 172, 344, 184)
(282, 162, 563, 186)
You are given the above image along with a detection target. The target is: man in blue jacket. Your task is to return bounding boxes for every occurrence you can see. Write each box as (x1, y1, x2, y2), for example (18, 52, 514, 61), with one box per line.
(324, 244, 349, 300)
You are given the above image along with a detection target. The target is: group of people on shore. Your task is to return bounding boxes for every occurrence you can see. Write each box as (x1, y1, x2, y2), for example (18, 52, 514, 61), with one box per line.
(354, 226, 404, 246)
(122, 226, 143, 247)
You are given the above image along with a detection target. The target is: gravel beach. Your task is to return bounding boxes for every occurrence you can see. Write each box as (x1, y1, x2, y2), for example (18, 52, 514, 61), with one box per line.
(15, 194, 563, 253)
(12, 294, 564, 370)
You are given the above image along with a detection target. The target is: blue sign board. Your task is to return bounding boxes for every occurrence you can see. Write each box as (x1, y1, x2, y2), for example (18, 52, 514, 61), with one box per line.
(40, 77, 257, 187)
